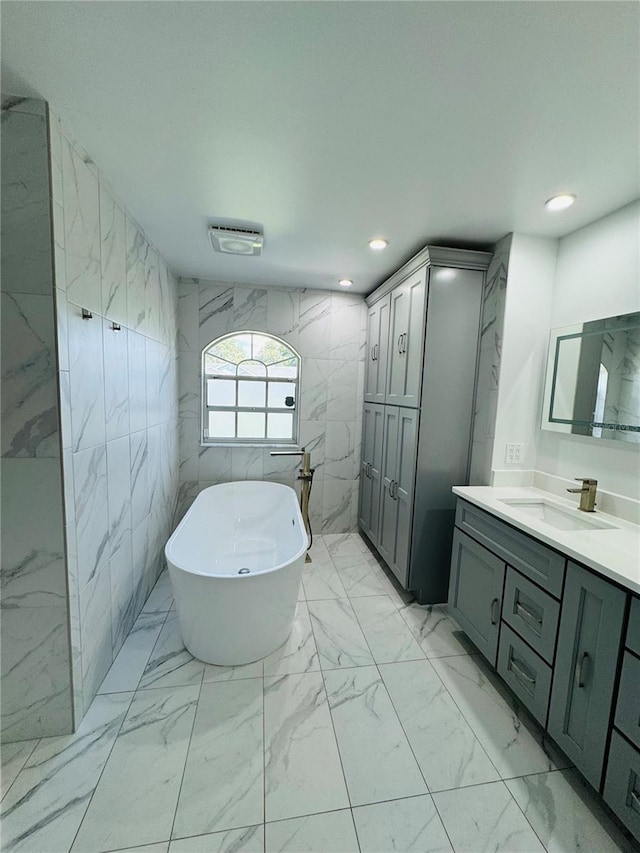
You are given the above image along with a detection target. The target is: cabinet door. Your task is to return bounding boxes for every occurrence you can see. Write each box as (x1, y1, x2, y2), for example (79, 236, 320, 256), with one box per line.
(385, 269, 426, 407)
(448, 529, 506, 666)
(358, 403, 384, 544)
(364, 295, 390, 404)
(548, 562, 627, 790)
(377, 407, 399, 567)
(392, 408, 418, 586)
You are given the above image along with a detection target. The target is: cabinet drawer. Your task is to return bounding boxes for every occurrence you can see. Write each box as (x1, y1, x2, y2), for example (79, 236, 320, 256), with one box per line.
(603, 730, 640, 841)
(502, 568, 560, 665)
(455, 501, 565, 597)
(615, 652, 640, 751)
(497, 623, 552, 727)
(627, 597, 640, 656)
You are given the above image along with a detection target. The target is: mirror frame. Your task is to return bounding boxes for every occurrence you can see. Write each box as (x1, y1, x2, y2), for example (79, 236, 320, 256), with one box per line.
(541, 312, 640, 439)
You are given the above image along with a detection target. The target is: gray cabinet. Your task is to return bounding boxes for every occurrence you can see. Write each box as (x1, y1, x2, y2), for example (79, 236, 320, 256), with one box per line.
(364, 295, 390, 404)
(448, 529, 505, 666)
(548, 561, 627, 790)
(386, 269, 426, 408)
(604, 731, 640, 840)
(377, 407, 418, 586)
(358, 403, 385, 543)
(359, 247, 491, 601)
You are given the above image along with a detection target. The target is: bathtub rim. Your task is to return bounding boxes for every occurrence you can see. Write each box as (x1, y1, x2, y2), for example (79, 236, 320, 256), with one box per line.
(165, 480, 309, 579)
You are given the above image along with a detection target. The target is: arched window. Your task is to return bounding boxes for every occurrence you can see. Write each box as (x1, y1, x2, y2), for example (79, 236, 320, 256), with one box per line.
(202, 331, 300, 445)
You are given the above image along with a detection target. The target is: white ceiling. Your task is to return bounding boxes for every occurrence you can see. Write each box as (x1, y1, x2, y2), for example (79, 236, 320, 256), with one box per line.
(2, 1, 639, 294)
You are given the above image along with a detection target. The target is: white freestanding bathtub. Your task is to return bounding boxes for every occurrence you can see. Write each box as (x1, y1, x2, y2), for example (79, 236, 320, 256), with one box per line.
(165, 481, 308, 665)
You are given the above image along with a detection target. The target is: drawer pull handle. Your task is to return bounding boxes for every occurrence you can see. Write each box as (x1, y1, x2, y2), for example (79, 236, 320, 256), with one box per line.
(509, 655, 536, 686)
(575, 650, 589, 688)
(630, 789, 640, 814)
(490, 598, 499, 626)
(515, 601, 543, 628)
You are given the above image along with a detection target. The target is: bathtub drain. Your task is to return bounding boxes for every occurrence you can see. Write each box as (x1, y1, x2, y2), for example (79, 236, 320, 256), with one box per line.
(238, 568, 251, 574)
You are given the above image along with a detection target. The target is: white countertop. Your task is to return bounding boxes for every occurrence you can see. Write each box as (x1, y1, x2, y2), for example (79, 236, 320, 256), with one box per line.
(452, 486, 640, 596)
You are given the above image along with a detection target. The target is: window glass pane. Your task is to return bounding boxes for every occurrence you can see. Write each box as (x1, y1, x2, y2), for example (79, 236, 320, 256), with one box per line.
(204, 353, 235, 375)
(268, 382, 296, 409)
(253, 335, 294, 365)
(207, 378, 236, 406)
(267, 413, 294, 440)
(210, 335, 251, 365)
(238, 380, 266, 408)
(208, 411, 235, 438)
(237, 359, 267, 377)
(268, 360, 298, 379)
(238, 411, 265, 439)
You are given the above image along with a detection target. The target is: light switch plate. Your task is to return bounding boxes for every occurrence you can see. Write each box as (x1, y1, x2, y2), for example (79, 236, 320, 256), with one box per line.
(505, 443, 524, 464)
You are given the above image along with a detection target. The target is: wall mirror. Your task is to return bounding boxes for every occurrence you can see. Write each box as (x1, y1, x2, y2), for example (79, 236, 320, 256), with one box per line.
(541, 311, 640, 443)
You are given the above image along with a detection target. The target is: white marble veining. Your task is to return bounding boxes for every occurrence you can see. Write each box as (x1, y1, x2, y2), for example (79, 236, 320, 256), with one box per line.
(99, 189, 127, 325)
(307, 598, 374, 669)
(0, 740, 39, 800)
(103, 319, 130, 441)
(1, 291, 59, 458)
(98, 610, 167, 694)
(334, 558, 390, 597)
(301, 562, 348, 600)
(433, 780, 546, 853)
(171, 826, 264, 853)
(353, 795, 453, 853)
(72, 685, 199, 852)
(108, 538, 135, 656)
(265, 809, 359, 853)
(431, 653, 567, 779)
(398, 602, 475, 658)
(141, 569, 173, 614)
(138, 611, 205, 690)
(0, 692, 132, 853)
(505, 769, 628, 853)
(262, 600, 320, 677)
(79, 565, 113, 701)
(380, 659, 501, 792)
(264, 671, 349, 822)
(454, 485, 640, 594)
(173, 679, 263, 838)
(324, 666, 428, 806)
(106, 435, 132, 560)
(351, 595, 425, 663)
(73, 443, 110, 588)
(3, 531, 630, 853)
(68, 303, 106, 451)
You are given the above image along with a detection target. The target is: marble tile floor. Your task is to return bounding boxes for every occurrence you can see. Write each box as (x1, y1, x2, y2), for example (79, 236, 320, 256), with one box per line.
(1, 533, 634, 853)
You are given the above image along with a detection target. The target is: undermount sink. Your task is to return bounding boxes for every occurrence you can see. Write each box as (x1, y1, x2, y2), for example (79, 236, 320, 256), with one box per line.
(498, 498, 618, 531)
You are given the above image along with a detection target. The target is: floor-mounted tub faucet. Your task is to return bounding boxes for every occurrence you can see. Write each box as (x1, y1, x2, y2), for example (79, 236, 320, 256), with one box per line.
(270, 448, 314, 561)
(567, 477, 598, 512)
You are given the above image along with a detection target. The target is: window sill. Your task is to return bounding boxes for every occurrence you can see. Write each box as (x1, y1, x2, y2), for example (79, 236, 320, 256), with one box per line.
(200, 441, 301, 449)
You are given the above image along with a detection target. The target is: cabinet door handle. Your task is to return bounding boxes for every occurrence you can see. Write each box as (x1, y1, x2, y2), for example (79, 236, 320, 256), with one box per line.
(575, 650, 589, 688)
(368, 463, 372, 479)
(490, 598, 499, 625)
(371, 345, 375, 362)
(509, 654, 536, 687)
(373, 343, 378, 361)
(402, 332, 407, 353)
(397, 334, 403, 354)
(515, 600, 543, 629)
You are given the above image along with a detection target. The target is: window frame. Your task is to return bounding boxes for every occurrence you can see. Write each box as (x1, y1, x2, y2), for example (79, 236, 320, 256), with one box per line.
(200, 330, 301, 447)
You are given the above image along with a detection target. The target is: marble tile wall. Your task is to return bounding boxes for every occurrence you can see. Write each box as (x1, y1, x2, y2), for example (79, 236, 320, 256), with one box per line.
(1, 97, 74, 741)
(468, 233, 512, 485)
(177, 280, 367, 533)
(50, 111, 180, 720)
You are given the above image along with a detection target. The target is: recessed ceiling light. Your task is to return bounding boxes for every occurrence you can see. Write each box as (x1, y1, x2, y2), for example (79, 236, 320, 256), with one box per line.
(368, 238, 388, 250)
(338, 279, 353, 287)
(544, 193, 577, 212)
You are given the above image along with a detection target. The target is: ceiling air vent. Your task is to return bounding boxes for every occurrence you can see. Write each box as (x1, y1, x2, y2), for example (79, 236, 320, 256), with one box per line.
(208, 224, 264, 256)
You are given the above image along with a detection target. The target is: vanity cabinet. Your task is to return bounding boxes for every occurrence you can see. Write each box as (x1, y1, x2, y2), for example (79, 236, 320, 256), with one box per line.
(448, 529, 505, 665)
(358, 246, 491, 602)
(548, 562, 626, 789)
(448, 497, 638, 843)
(603, 596, 640, 839)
